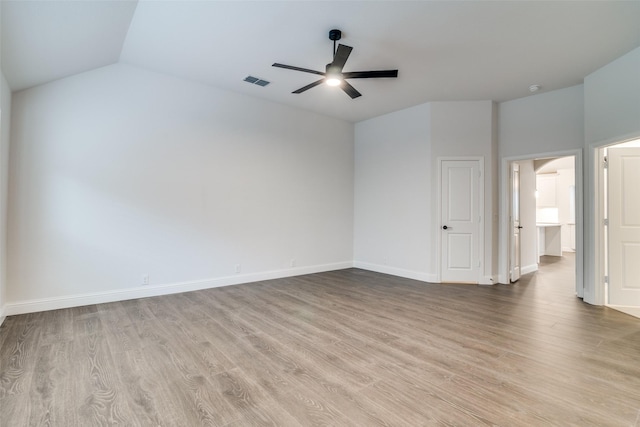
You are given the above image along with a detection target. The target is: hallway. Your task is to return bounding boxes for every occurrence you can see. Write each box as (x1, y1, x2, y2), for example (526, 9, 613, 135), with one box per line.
(517, 251, 640, 319)
(518, 253, 576, 302)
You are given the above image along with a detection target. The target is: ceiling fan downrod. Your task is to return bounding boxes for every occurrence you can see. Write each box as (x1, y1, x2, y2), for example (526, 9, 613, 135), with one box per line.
(329, 29, 342, 58)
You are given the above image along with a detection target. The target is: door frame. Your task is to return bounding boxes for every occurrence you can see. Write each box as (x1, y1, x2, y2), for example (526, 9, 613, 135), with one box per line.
(511, 162, 521, 282)
(499, 149, 583, 296)
(437, 156, 484, 284)
(593, 135, 640, 307)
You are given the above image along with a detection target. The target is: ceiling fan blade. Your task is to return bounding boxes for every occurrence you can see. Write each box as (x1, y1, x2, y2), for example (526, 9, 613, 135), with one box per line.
(341, 81, 362, 99)
(292, 79, 325, 94)
(343, 70, 398, 79)
(330, 44, 353, 71)
(272, 63, 325, 76)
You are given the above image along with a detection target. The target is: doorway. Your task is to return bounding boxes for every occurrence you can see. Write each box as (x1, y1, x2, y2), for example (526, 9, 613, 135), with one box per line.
(505, 152, 580, 298)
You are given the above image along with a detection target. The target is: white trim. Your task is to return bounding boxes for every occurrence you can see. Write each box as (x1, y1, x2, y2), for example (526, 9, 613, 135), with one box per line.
(480, 275, 495, 286)
(521, 263, 539, 275)
(353, 261, 434, 283)
(497, 272, 509, 284)
(574, 150, 585, 299)
(0, 306, 5, 327)
(424, 273, 438, 283)
(479, 159, 486, 285)
(591, 132, 640, 307)
(500, 150, 583, 300)
(436, 159, 443, 283)
(588, 142, 604, 305)
(500, 264, 537, 283)
(3, 261, 353, 316)
(353, 259, 493, 285)
(509, 162, 519, 283)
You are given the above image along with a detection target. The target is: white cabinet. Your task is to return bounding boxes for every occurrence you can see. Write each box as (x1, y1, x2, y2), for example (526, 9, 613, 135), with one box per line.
(536, 174, 557, 207)
(537, 223, 562, 260)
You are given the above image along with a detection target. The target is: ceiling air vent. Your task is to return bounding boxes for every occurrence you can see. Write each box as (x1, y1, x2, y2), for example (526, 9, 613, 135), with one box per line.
(244, 76, 270, 87)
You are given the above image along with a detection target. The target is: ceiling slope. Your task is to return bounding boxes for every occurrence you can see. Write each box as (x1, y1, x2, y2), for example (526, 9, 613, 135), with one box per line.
(1, 0, 138, 91)
(3, 1, 640, 122)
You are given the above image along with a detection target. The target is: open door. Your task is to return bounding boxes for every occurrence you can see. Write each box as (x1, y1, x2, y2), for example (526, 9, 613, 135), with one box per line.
(608, 146, 640, 306)
(511, 163, 521, 282)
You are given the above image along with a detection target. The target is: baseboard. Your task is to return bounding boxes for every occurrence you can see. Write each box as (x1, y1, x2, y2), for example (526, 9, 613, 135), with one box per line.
(424, 273, 438, 283)
(353, 262, 500, 286)
(0, 305, 5, 327)
(499, 265, 538, 284)
(607, 305, 640, 320)
(521, 263, 539, 275)
(353, 261, 434, 283)
(562, 247, 576, 253)
(4, 261, 353, 316)
(480, 275, 496, 286)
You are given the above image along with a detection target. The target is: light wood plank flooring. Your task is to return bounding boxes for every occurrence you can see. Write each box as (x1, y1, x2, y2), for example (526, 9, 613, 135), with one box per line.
(2, 256, 640, 426)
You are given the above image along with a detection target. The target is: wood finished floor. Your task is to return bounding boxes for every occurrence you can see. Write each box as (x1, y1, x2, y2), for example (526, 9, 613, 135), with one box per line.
(2, 254, 640, 426)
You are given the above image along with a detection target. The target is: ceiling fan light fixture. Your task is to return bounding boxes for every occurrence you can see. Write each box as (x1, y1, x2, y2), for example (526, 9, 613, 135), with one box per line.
(325, 74, 342, 86)
(325, 63, 343, 87)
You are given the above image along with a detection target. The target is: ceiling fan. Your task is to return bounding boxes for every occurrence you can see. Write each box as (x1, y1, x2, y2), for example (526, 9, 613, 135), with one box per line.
(272, 29, 398, 99)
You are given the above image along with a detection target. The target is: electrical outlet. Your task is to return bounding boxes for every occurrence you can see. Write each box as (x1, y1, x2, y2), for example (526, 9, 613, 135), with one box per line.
(290, 258, 296, 268)
(235, 264, 241, 274)
(141, 274, 150, 285)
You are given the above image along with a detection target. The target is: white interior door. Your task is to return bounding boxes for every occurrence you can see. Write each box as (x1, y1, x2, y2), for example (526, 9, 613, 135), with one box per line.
(511, 163, 521, 282)
(608, 147, 640, 306)
(441, 159, 481, 283)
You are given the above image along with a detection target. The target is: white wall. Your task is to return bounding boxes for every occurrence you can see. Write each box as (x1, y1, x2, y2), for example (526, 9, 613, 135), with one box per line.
(354, 100, 497, 283)
(7, 64, 354, 311)
(584, 46, 640, 305)
(0, 71, 11, 323)
(499, 85, 584, 159)
(431, 101, 498, 283)
(354, 103, 432, 280)
(4, 46, 636, 314)
(497, 85, 584, 284)
(585, 47, 640, 146)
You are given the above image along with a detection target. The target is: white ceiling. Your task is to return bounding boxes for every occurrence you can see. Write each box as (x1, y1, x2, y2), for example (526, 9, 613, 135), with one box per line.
(2, 1, 640, 122)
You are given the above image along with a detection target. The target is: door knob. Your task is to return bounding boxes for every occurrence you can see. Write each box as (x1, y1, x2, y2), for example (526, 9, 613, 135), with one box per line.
(442, 225, 448, 230)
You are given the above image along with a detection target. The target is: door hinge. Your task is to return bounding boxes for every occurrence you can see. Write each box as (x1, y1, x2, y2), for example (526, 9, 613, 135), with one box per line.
(604, 218, 609, 226)
(603, 156, 608, 169)
(604, 275, 609, 284)
(477, 260, 481, 267)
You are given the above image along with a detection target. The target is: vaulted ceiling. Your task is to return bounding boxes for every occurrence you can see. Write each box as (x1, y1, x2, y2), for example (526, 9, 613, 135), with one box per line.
(2, 1, 640, 122)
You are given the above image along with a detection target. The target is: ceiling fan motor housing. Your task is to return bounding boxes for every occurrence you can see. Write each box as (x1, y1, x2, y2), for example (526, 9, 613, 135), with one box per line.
(326, 63, 340, 73)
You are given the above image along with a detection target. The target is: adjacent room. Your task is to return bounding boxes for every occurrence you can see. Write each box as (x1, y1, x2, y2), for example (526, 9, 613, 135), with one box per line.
(1, 1, 640, 425)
